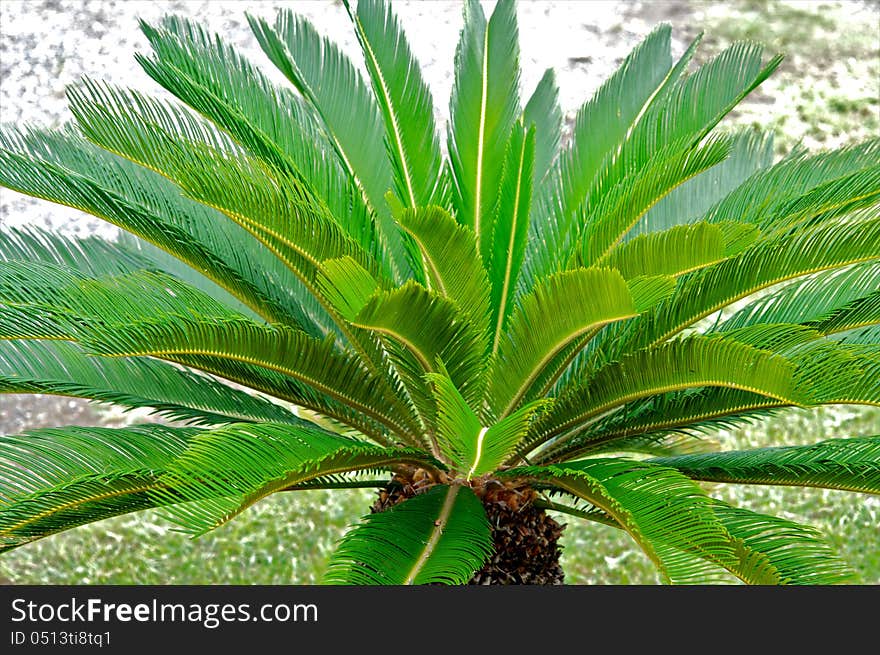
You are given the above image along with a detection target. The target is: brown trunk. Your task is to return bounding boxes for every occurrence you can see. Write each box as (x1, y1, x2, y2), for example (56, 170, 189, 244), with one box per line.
(371, 470, 566, 585)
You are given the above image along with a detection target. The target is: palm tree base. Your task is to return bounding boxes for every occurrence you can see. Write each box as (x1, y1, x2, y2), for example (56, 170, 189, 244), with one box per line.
(371, 470, 566, 585)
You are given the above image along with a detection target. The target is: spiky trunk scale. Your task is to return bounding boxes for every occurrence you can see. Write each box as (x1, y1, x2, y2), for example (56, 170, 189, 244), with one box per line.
(371, 469, 566, 585)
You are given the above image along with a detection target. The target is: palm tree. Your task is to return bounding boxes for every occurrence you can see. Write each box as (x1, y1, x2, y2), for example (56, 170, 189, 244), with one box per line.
(0, 0, 878, 585)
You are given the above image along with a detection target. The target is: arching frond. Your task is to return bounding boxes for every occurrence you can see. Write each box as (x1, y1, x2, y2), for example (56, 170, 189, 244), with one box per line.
(630, 128, 774, 238)
(151, 423, 440, 535)
(579, 135, 733, 265)
(703, 138, 880, 234)
(650, 435, 880, 493)
(708, 501, 856, 584)
(0, 125, 316, 331)
(136, 16, 377, 258)
(448, 0, 520, 256)
(0, 339, 303, 427)
(526, 335, 805, 457)
(598, 215, 880, 361)
(487, 268, 661, 418)
(0, 425, 199, 551)
(602, 221, 759, 280)
(346, 0, 446, 210)
(246, 10, 412, 279)
(525, 24, 676, 284)
(508, 458, 735, 584)
(323, 484, 492, 585)
(396, 206, 491, 326)
(79, 317, 419, 442)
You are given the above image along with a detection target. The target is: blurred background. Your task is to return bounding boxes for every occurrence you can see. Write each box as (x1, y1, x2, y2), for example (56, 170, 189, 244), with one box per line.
(1, 0, 878, 584)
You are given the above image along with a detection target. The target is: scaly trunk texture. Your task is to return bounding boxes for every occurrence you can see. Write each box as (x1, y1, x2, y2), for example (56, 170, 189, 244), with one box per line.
(371, 469, 566, 585)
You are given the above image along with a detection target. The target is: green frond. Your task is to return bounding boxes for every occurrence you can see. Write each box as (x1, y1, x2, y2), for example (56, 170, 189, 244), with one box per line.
(150, 423, 439, 535)
(324, 484, 492, 585)
(448, 0, 520, 256)
(316, 256, 382, 322)
(351, 282, 489, 409)
(488, 122, 535, 352)
(486, 268, 665, 418)
(428, 372, 547, 477)
(0, 125, 316, 331)
(526, 24, 675, 284)
(709, 501, 856, 584)
(135, 16, 383, 267)
(703, 138, 880, 234)
(68, 79, 375, 274)
(0, 425, 199, 551)
(167, 354, 392, 443)
(246, 10, 412, 280)
(539, 388, 785, 464)
(0, 225, 150, 277)
(0, 262, 244, 341)
(0, 339, 303, 427)
(538, 489, 853, 584)
(808, 291, 880, 336)
(650, 435, 880, 493)
(396, 206, 491, 327)
(580, 135, 733, 265)
(719, 262, 880, 333)
(507, 458, 735, 584)
(78, 317, 419, 443)
(604, 215, 880, 360)
(522, 68, 562, 189)
(527, 335, 806, 457)
(346, 0, 446, 210)
(602, 221, 759, 280)
(630, 127, 774, 238)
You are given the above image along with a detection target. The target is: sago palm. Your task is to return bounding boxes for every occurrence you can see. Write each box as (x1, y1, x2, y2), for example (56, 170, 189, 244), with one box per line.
(0, 0, 878, 585)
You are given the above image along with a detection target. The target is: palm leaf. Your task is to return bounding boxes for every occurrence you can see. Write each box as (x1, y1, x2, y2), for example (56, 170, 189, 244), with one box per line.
(718, 262, 880, 333)
(351, 282, 489, 409)
(703, 138, 880, 233)
(488, 122, 535, 352)
(650, 436, 880, 493)
(0, 339, 302, 427)
(630, 128, 775, 238)
(602, 214, 880, 360)
(0, 225, 149, 277)
(580, 135, 733, 265)
(0, 125, 315, 331)
(539, 388, 786, 464)
(601, 221, 759, 280)
(79, 317, 420, 443)
(527, 335, 806, 457)
(507, 458, 735, 584)
(522, 68, 562, 189)
(709, 501, 856, 584)
(247, 10, 412, 279)
(346, 0, 446, 210)
(0, 425, 198, 551)
(486, 268, 673, 418)
(525, 25, 676, 283)
(396, 206, 491, 326)
(323, 483, 492, 585)
(136, 16, 380, 263)
(447, 0, 520, 256)
(150, 423, 440, 535)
